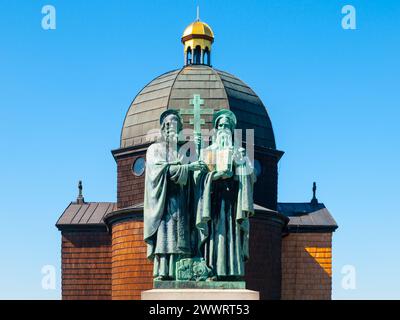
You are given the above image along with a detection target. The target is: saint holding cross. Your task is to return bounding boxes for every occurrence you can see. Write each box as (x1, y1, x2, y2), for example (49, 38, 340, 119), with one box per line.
(180, 94, 214, 158)
(144, 95, 255, 282)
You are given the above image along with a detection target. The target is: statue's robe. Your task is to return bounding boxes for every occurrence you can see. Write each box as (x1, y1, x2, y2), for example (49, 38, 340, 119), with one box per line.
(195, 146, 255, 279)
(144, 141, 191, 279)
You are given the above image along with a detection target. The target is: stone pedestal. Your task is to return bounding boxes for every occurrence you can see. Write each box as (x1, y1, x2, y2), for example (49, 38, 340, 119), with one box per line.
(154, 280, 246, 289)
(142, 289, 260, 300)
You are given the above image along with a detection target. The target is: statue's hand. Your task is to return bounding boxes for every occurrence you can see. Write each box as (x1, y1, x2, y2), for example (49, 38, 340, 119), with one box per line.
(189, 160, 208, 172)
(212, 170, 232, 180)
(222, 169, 234, 179)
(212, 171, 225, 180)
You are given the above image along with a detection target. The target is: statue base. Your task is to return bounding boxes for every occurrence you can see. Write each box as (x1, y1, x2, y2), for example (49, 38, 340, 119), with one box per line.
(141, 289, 260, 300)
(144, 280, 259, 300)
(154, 280, 245, 289)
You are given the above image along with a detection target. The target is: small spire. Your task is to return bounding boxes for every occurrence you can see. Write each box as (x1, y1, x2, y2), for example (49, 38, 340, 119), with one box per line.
(196, 5, 200, 21)
(77, 180, 85, 204)
(311, 181, 318, 206)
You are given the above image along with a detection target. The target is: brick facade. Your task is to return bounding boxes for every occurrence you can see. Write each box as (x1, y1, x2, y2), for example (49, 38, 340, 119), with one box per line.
(281, 233, 333, 300)
(111, 220, 153, 300)
(61, 231, 112, 300)
(245, 215, 285, 299)
(60, 225, 334, 300)
(117, 153, 145, 209)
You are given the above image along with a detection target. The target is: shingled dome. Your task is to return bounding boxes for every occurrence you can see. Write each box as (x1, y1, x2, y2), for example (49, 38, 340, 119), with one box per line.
(120, 65, 276, 149)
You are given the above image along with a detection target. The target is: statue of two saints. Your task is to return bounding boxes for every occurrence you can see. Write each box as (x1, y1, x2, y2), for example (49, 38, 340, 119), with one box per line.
(144, 106, 255, 282)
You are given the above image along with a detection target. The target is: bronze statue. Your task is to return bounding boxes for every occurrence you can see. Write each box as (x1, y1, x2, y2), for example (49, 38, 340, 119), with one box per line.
(144, 96, 255, 282)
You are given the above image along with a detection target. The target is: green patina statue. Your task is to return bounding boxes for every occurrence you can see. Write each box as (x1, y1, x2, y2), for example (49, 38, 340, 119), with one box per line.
(143, 110, 207, 280)
(144, 95, 255, 284)
(194, 109, 256, 281)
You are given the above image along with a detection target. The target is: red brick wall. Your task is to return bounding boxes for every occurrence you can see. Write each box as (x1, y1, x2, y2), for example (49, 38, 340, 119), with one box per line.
(281, 233, 332, 300)
(245, 216, 283, 300)
(117, 154, 145, 209)
(61, 231, 112, 300)
(111, 220, 153, 300)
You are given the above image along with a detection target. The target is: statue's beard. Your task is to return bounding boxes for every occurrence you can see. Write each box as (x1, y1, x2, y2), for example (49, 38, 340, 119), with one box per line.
(216, 129, 232, 148)
(162, 130, 178, 143)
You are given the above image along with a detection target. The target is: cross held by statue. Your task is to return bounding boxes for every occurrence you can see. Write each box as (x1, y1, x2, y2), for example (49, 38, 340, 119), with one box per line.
(180, 94, 214, 134)
(180, 94, 214, 156)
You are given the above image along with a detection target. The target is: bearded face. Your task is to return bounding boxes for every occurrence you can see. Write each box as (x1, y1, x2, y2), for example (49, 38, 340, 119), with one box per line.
(215, 116, 233, 148)
(161, 114, 180, 142)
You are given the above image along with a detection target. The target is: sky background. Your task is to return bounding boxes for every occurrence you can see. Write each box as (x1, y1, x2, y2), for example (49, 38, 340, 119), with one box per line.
(0, 0, 399, 299)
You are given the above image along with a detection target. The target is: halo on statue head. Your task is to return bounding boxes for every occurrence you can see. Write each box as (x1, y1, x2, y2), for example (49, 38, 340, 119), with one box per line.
(159, 109, 183, 131)
(213, 109, 237, 130)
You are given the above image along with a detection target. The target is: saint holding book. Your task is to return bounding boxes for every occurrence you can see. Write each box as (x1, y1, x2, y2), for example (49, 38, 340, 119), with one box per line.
(195, 109, 256, 280)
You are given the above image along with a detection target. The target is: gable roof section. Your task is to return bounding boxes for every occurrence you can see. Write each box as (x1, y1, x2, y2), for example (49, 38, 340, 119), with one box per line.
(278, 202, 338, 233)
(56, 202, 117, 231)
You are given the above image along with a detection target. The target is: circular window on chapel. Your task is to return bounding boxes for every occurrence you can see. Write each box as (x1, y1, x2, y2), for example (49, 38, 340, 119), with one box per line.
(132, 157, 146, 176)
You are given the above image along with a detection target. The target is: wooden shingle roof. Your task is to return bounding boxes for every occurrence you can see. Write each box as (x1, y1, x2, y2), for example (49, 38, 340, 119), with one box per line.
(120, 64, 276, 149)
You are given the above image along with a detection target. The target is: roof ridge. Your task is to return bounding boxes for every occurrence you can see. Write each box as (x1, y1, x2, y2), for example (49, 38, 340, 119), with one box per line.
(166, 66, 189, 109)
(212, 67, 230, 110)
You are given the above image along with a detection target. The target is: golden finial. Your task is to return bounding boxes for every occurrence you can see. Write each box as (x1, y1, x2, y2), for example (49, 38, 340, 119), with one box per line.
(181, 11, 214, 66)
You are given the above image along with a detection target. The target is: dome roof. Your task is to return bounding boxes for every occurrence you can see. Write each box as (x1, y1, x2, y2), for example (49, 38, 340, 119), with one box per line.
(121, 65, 276, 149)
(182, 21, 214, 42)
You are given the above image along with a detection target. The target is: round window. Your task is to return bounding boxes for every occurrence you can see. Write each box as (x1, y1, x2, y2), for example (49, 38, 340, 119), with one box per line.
(254, 159, 262, 177)
(132, 157, 146, 176)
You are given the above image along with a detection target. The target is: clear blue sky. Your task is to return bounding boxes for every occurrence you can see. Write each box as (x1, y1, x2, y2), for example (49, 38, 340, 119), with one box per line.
(0, 0, 399, 299)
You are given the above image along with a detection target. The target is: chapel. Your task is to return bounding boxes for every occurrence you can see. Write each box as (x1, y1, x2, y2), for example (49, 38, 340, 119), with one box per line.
(56, 18, 338, 300)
